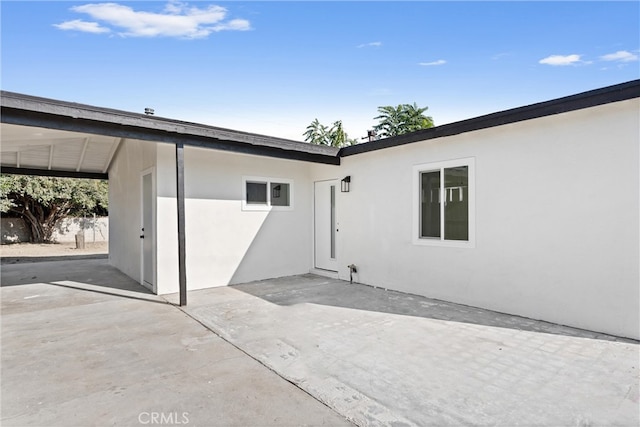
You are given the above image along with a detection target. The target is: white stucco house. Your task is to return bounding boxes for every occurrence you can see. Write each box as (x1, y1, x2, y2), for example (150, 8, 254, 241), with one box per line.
(1, 80, 639, 340)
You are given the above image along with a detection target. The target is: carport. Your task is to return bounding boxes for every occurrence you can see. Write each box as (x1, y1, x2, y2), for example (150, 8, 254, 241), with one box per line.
(0, 91, 339, 305)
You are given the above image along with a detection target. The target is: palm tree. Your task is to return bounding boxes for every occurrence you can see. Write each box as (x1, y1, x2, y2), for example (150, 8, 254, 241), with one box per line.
(373, 103, 434, 138)
(402, 102, 434, 133)
(373, 105, 405, 138)
(303, 118, 329, 145)
(328, 121, 358, 147)
(304, 119, 358, 147)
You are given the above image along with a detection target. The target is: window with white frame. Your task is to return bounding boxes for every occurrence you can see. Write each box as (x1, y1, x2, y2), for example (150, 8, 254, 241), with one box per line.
(242, 177, 293, 211)
(413, 158, 475, 247)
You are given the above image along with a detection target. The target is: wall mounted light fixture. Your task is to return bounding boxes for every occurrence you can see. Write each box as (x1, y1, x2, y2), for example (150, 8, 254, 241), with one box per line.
(341, 176, 351, 192)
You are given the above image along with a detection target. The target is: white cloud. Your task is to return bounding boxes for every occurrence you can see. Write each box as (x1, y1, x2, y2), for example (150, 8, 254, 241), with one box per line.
(600, 50, 638, 63)
(53, 19, 110, 34)
(491, 52, 511, 60)
(211, 19, 251, 32)
(419, 59, 446, 66)
(539, 54, 583, 66)
(163, 1, 187, 14)
(54, 1, 251, 39)
(357, 42, 382, 48)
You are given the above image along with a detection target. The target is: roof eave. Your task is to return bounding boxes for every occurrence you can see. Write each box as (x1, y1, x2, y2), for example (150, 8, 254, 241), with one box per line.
(0, 91, 341, 165)
(340, 79, 640, 157)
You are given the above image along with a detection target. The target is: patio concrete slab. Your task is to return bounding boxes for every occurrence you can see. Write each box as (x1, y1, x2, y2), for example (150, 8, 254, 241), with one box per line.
(1, 260, 351, 426)
(168, 274, 640, 427)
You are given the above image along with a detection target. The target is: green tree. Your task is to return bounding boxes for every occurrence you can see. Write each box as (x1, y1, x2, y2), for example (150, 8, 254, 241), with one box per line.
(0, 175, 108, 243)
(303, 118, 329, 145)
(304, 119, 358, 147)
(373, 103, 434, 138)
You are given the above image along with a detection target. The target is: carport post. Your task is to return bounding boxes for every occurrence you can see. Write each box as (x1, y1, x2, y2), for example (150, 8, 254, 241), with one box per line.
(176, 142, 187, 306)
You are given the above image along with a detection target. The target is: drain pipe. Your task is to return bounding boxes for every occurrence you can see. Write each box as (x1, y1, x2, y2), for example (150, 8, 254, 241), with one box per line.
(347, 264, 357, 284)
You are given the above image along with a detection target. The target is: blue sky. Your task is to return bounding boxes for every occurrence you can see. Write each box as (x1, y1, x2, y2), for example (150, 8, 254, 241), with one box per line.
(2, 1, 638, 141)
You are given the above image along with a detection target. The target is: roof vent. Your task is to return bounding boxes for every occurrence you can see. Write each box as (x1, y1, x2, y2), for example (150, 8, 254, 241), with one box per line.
(144, 108, 155, 116)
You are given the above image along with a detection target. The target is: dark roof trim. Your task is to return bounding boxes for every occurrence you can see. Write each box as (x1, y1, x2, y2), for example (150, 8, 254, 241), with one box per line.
(1, 166, 108, 180)
(340, 79, 640, 157)
(3, 79, 638, 164)
(1, 91, 340, 165)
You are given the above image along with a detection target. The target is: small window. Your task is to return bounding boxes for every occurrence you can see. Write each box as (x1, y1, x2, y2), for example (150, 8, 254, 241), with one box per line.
(270, 182, 290, 206)
(242, 177, 293, 211)
(413, 158, 474, 247)
(246, 182, 268, 205)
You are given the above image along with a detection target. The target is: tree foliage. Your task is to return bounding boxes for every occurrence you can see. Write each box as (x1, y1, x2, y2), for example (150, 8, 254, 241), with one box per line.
(304, 102, 434, 145)
(303, 119, 329, 145)
(0, 175, 108, 243)
(303, 119, 358, 147)
(373, 103, 434, 138)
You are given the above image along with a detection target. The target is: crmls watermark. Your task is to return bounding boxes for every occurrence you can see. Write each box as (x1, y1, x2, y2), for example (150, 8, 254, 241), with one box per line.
(138, 412, 189, 425)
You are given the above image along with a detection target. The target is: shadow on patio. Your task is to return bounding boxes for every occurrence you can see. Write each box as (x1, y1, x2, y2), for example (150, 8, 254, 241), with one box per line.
(231, 274, 636, 343)
(0, 258, 165, 309)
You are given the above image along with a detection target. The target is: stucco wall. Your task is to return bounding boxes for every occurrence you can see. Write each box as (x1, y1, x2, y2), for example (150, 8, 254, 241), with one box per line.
(154, 144, 317, 295)
(108, 139, 157, 283)
(106, 98, 638, 339)
(311, 99, 640, 339)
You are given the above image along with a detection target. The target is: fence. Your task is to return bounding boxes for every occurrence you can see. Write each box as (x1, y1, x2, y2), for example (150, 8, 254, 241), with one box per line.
(1, 216, 109, 244)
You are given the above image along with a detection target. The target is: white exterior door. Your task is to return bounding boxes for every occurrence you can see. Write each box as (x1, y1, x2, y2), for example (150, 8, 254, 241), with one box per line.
(314, 180, 338, 271)
(141, 172, 154, 289)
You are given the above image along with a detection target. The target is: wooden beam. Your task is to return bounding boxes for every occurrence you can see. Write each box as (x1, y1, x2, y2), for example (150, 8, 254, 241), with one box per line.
(48, 145, 54, 170)
(76, 137, 89, 172)
(1, 166, 107, 180)
(176, 142, 187, 306)
(102, 137, 123, 173)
